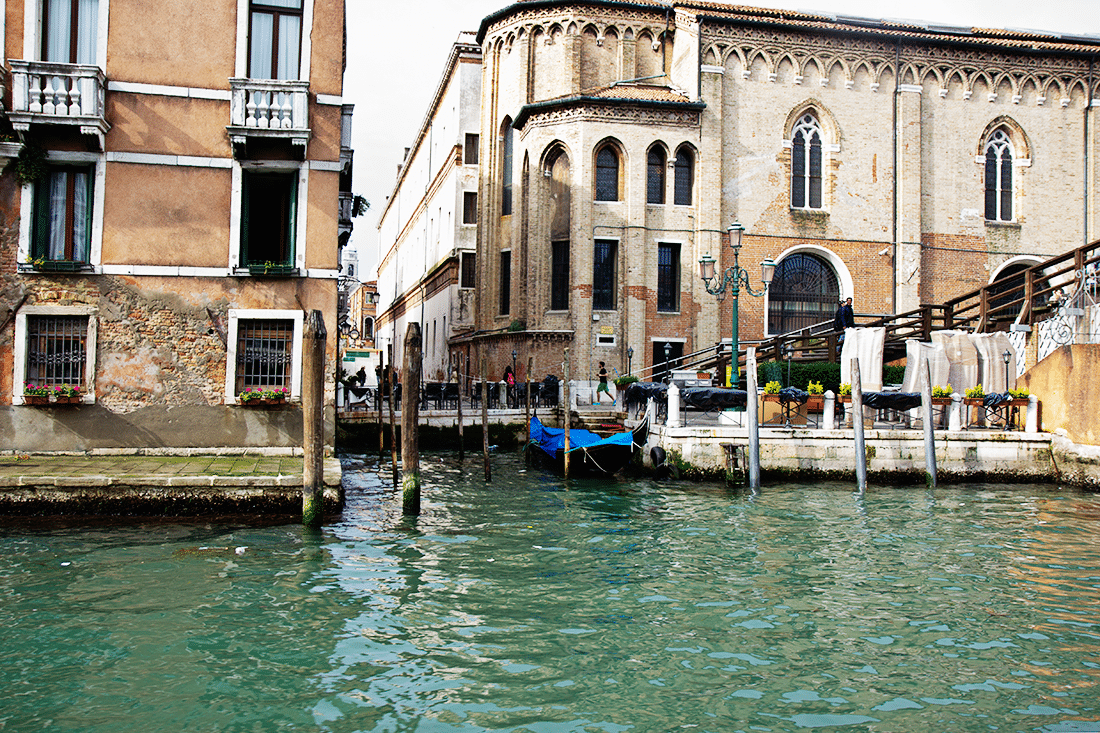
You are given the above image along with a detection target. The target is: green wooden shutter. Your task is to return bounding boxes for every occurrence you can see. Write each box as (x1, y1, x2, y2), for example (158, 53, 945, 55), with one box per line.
(285, 174, 297, 267)
(240, 172, 252, 266)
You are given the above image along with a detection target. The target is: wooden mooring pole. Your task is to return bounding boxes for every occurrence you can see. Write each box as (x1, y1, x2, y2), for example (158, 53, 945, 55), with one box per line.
(746, 347, 761, 491)
(389, 344, 398, 489)
(456, 361, 464, 461)
(563, 348, 571, 478)
(852, 358, 867, 492)
(377, 350, 385, 464)
(921, 359, 938, 488)
(401, 323, 422, 515)
(525, 356, 533, 444)
(302, 309, 326, 528)
(481, 357, 491, 482)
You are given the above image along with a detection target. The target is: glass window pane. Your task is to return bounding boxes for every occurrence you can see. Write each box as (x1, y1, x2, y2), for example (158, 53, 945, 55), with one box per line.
(276, 14, 300, 79)
(249, 11, 274, 78)
(674, 150, 693, 206)
(647, 149, 665, 204)
(593, 240, 616, 310)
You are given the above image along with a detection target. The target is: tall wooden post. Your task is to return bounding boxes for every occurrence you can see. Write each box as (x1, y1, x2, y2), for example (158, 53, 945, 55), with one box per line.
(456, 360, 464, 461)
(525, 356, 533, 443)
(920, 358, 937, 488)
(302, 309, 326, 528)
(389, 344, 397, 488)
(563, 348, 571, 477)
(377, 351, 385, 464)
(401, 323, 422, 515)
(481, 357, 491, 481)
(746, 347, 761, 491)
(852, 358, 867, 492)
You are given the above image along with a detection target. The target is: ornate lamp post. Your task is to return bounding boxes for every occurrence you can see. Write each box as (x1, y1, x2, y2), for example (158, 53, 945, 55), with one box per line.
(626, 345, 634, 376)
(663, 341, 672, 384)
(1002, 349, 1011, 393)
(699, 222, 776, 387)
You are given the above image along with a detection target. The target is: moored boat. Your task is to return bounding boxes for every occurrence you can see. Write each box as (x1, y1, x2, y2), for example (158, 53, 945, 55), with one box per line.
(527, 413, 649, 476)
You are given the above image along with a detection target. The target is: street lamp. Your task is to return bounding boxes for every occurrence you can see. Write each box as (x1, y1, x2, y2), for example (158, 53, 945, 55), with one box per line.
(1003, 349, 1011, 393)
(664, 341, 672, 384)
(699, 222, 775, 388)
(626, 345, 634, 376)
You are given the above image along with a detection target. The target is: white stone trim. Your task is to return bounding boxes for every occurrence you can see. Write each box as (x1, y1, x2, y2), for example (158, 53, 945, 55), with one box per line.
(762, 244, 854, 339)
(225, 308, 304, 403)
(107, 151, 233, 168)
(308, 160, 342, 172)
(229, 160, 308, 271)
(17, 151, 106, 268)
(898, 84, 922, 94)
(106, 80, 232, 100)
(315, 93, 343, 105)
(12, 305, 98, 405)
(700, 65, 724, 75)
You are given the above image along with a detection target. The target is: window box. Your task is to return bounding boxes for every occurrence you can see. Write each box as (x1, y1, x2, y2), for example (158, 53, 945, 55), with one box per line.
(22, 259, 93, 273)
(23, 395, 50, 406)
(244, 264, 299, 277)
(239, 395, 288, 407)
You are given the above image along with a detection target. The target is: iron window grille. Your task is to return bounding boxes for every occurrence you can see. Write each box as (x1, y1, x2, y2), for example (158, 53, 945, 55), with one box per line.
(593, 239, 617, 310)
(767, 253, 839, 334)
(657, 243, 680, 312)
(235, 318, 293, 393)
(595, 147, 619, 202)
(647, 148, 665, 204)
(674, 149, 694, 206)
(551, 240, 570, 310)
(791, 114, 823, 209)
(26, 315, 88, 388)
(460, 252, 476, 289)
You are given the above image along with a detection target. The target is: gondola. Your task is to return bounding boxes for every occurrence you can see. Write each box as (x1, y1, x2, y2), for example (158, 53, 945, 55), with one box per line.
(527, 412, 649, 476)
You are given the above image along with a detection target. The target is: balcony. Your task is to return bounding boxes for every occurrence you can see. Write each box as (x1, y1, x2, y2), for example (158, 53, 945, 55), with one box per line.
(8, 61, 109, 149)
(339, 191, 355, 245)
(228, 78, 310, 157)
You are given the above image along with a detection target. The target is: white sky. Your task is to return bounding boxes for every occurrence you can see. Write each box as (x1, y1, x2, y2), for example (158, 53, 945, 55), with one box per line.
(344, 0, 1100, 278)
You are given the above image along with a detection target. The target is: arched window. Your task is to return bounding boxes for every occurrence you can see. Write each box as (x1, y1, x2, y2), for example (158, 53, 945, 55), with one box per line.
(595, 145, 620, 202)
(767, 253, 839, 334)
(362, 316, 374, 339)
(674, 147, 694, 206)
(646, 147, 665, 204)
(501, 120, 514, 215)
(984, 128, 1013, 222)
(791, 113, 823, 209)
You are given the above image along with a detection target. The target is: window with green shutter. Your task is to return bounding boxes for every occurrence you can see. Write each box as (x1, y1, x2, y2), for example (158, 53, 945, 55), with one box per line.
(241, 170, 297, 271)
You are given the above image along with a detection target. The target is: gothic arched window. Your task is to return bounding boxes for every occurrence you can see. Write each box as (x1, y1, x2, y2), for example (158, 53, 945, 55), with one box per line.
(674, 147, 694, 206)
(767, 252, 840, 334)
(791, 113, 823, 210)
(647, 147, 665, 204)
(984, 128, 1014, 222)
(595, 145, 621, 202)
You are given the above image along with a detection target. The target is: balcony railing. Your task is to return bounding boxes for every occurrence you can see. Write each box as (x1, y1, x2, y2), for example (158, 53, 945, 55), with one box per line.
(8, 60, 109, 147)
(228, 78, 310, 156)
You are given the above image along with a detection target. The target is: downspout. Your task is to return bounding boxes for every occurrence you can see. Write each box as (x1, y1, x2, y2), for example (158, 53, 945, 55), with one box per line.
(891, 42, 900, 314)
(1086, 58, 1093, 249)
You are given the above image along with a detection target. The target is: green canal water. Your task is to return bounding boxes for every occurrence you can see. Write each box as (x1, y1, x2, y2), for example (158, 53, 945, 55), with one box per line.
(2, 454, 1099, 732)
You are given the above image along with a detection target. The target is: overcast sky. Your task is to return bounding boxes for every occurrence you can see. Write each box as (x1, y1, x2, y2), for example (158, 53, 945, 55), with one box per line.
(344, 0, 1100, 278)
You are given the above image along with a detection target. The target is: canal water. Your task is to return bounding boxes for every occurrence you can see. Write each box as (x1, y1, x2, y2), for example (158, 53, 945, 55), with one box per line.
(2, 454, 1099, 732)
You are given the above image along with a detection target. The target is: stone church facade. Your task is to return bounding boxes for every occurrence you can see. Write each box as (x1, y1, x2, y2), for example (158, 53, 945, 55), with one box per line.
(468, 0, 1100, 383)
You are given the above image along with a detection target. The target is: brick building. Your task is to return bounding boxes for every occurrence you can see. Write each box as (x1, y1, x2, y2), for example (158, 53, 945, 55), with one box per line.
(0, 0, 353, 451)
(460, 0, 1100, 384)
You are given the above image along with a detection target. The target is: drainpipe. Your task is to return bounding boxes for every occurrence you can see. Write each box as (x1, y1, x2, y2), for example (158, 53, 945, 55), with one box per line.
(1086, 58, 1093, 248)
(891, 43, 900, 314)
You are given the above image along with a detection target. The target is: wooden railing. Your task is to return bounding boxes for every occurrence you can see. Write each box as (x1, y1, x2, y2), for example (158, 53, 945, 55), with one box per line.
(732, 238, 1100, 371)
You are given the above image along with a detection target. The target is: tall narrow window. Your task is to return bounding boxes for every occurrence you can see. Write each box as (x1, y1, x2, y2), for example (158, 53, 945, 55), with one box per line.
(501, 122, 514, 215)
(460, 251, 476, 288)
(657, 243, 680, 312)
(593, 239, 617, 310)
(674, 148, 694, 206)
(984, 128, 1014, 222)
(551, 240, 570, 310)
(33, 166, 93, 264)
(42, 0, 98, 64)
(26, 314, 88, 389)
(249, 0, 303, 80)
(595, 146, 620, 201)
(464, 133, 480, 165)
(499, 250, 511, 315)
(462, 191, 478, 224)
(241, 170, 298, 269)
(647, 148, 666, 204)
(791, 114, 823, 209)
(235, 318, 293, 394)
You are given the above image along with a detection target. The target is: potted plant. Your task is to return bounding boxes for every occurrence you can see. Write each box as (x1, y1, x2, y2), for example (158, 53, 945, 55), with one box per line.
(1009, 387, 1030, 402)
(762, 380, 782, 402)
(932, 384, 953, 405)
(52, 384, 83, 404)
(239, 387, 290, 405)
(262, 387, 290, 404)
(246, 261, 298, 277)
(806, 380, 824, 412)
(23, 382, 51, 405)
(964, 384, 986, 405)
(838, 382, 852, 403)
(613, 374, 639, 388)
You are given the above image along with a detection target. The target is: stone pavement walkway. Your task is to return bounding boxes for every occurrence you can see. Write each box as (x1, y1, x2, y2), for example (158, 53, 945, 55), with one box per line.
(0, 453, 343, 515)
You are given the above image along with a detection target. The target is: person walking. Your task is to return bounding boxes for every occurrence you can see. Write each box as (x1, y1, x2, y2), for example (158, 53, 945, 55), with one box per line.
(596, 362, 610, 404)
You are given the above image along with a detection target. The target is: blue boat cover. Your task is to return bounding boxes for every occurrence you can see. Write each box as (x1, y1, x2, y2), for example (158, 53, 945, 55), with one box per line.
(529, 415, 638, 458)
